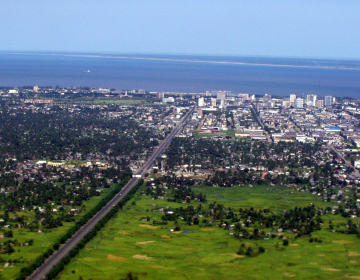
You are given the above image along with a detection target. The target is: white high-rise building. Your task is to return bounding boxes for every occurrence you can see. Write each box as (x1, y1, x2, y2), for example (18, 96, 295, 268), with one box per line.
(198, 97, 204, 107)
(294, 98, 304, 108)
(290, 94, 296, 103)
(324, 96, 332, 106)
(306, 94, 317, 106)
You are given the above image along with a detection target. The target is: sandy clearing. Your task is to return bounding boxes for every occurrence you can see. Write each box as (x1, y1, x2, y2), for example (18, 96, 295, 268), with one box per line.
(200, 228, 215, 231)
(152, 265, 165, 269)
(310, 263, 318, 265)
(321, 268, 340, 272)
(290, 244, 299, 246)
(107, 254, 127, 261)
(139, 224, 159, 229)
(136, 241, 155, 245)
(220, 253, 245, 258)
(283, 273, 296, 277)
(332, 240, 354, 245)
(318, 254, 326, 257)
(132, 254, 153, 261)
(161, 235, 170, 239)
(118, 231, 129, 235)
(350, 261, 358, 264)
(345, 275, 360, 279)
(348, 252, 360, 257)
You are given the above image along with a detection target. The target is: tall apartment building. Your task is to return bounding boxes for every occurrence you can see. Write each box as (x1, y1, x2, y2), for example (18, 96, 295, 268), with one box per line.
(294, 98, 304, 108)
(198, 97, 205, 107)
(306, 94, 317, 106)
(324, 95, 332, 106)
(290, 94, 297, 103)
(316, 100, 324, 108)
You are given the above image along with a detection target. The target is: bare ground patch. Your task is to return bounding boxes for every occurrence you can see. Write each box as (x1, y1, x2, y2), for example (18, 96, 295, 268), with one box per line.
(348, 252, 360, 257)
(152, 265, 165, 269)
(118, 230, 129, 235)
(220, 253, 245, 258)
(107, 254, 127, 261)
(139, 224, 159, 229)
(318, 254, 326, 257)
(345, 275, 360, 279)
(283, 273, 296, 277)
(289, 244, 299, 246)
(200, 228, 215, 232)
(310, 263, 318, 265)
(136, 241, 155, 245)
(350, 261, 358, 264)
(321, 268, 340, 272)
(132, 254, 153, 261)
(161, 235, 171, 239)
(332, 240, 354, 245)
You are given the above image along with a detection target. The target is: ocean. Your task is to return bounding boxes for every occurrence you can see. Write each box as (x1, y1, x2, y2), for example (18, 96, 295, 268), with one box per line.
(1, 52, 360, 98)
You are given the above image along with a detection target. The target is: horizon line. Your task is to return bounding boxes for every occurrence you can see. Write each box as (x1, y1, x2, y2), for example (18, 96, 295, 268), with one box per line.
(1, 51, 360, 71)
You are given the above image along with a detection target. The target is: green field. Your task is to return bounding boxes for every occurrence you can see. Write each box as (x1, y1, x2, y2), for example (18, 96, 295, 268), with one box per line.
(58, 185, 360, 280)
(94, 99, 149, 105)
(0, 184, 121, 280)
(195, 129, 235, 139)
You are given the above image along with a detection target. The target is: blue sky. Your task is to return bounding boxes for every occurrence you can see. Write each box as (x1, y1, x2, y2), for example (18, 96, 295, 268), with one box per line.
(1, 0, 359, 59)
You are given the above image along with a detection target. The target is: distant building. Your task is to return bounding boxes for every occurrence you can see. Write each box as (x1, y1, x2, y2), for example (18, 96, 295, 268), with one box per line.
(238, 93, 249, 100)
(211, 98, 217, 107)
(294, 98, 304, 108)
(33, 85, 39, 93)
(157, 92, 165, 99)
(290, 94, 296, 103)
(198, 97, 204, 107)
(162, 97, 174, 103)
(282, 100, 291, 108)
(354, 160, 360, 169)
(325, 95, 332, 106)
(316, 100, 324, 108)
(216, 91, 227, 100)
(306, 94, 317, 106)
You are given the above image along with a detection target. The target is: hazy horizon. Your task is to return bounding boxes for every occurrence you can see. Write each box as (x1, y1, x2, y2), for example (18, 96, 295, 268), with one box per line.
(1, 1, 359, 59)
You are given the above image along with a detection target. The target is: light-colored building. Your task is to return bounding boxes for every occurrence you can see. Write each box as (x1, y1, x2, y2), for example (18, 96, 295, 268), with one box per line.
(294, 98, 304, 108)
(162, 97, 175, 103)
(306, 94, 317, 106)
(33, 85, 39, 92)
(316, 100, 324, 108)
(290, 94, 297, 103)
(198, 97, 204, 107)
(157, 92, 165, 99)
(325, 95, 332, 106)
(217, 91, 227, 100)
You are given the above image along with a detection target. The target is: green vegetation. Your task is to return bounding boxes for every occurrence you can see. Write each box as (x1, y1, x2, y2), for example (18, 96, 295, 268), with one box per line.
(94, 99, 150, 105)
(0, 183, 123, 280)
(58, 185, 360, 280)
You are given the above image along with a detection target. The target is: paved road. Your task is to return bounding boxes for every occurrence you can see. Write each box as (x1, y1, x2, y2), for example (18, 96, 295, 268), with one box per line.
(327, 144, 360, 178)
(28, 107, 194, 280)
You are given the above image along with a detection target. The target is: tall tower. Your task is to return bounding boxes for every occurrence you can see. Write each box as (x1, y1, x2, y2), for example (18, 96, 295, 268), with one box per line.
(198, 97, 204, 107)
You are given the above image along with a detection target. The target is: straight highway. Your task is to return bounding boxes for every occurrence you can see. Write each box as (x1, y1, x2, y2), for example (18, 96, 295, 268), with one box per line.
(28, 106, 194, 280)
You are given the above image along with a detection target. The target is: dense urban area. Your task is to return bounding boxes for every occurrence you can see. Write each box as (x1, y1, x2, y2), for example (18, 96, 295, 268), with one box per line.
(0, 85, 360, 280)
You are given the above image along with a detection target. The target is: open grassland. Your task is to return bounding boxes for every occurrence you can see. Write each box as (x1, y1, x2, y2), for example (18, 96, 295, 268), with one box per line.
(58, 185, 360, 280)
(0, 185, 120, 280)
(93, 99, 164, 106)
(195, 129, 235, 139)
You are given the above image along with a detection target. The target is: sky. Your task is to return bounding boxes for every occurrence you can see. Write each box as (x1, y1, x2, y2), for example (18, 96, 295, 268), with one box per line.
(1, 0, 360, 59)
